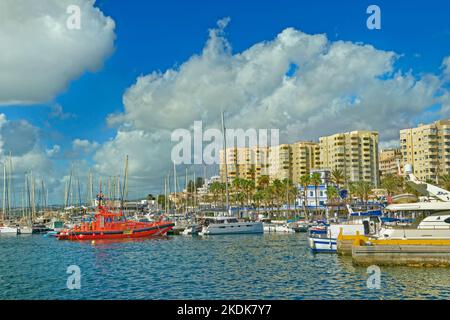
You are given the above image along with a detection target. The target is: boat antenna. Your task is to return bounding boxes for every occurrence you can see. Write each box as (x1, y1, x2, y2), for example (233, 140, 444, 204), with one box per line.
(221, 111, 230, 215)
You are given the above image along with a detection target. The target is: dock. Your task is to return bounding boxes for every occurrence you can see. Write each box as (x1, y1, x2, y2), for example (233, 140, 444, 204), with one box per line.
(352, 244, 450, 267)
(350, 234, 450, 267)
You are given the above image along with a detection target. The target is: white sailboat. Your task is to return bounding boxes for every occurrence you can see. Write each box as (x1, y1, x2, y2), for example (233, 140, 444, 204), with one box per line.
(0, 158, 18, 235)
(198, 112, 263, 236)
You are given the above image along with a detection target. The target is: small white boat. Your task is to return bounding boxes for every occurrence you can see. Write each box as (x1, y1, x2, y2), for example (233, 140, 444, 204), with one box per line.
(307, 226, 337, 252)
(307, 205, 382, 253)
(263, 223, 295, 233)
(17, 226, 33, 234)
(181, 224, 202, 235)
(199, 217, 263, 235)
(0, 225, 18, 234)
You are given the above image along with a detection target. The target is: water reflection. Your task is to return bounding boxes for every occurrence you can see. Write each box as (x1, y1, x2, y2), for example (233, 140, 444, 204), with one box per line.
(0, 233, 448, 299)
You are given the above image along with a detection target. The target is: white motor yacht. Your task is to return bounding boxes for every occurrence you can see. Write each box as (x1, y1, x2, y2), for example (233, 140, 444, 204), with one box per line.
(376, 210, 450, 240)
(263, 223, 295, 233)
(0, 225, 18, 234)
(199, 216, 263, 235)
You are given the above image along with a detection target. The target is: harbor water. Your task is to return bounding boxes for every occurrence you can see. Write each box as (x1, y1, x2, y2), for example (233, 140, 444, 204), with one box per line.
(0, 233, 449, 300)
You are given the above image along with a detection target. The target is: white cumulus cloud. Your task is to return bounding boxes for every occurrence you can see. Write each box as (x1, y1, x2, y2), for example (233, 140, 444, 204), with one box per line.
(95, 19, 450, 194)
(72, 138, 99, 153)
(0, 0, 115, 105)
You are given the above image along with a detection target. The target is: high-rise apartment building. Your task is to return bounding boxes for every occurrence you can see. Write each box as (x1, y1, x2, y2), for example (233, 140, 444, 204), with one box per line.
(219, 146, 270, 183)
(219, 141, 320, 184)
(400, 119, 450, 182)
(379, 148, 402, 177)
(291, 141, 321, 183)
(319, 130, 379, 186)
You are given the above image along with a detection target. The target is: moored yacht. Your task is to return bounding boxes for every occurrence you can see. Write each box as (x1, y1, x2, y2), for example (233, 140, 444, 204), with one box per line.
(308, 205, 382, 253)
(199, 216, 263, 235)
(0, 225, 18, 234)
(375, 207, 450, 240)
(263, 222, 295, 233)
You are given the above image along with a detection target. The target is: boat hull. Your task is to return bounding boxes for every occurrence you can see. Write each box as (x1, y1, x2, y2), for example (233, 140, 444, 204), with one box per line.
(0, 226, 18, 234)
(263, 224, 295, 233)
(58, 223, 174, 240)
(200, 222, 263, 235)
(308, 236, 337, 253)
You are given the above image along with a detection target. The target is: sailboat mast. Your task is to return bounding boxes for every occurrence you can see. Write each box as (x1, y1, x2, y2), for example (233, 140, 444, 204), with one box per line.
(2, 162, 6, 221)
(193, 170, 196, 210)
(173, 163, 177, 214)
(185, 167, 188, 215)
(121, 155, 129, 210)
(221, 111, 230, 214)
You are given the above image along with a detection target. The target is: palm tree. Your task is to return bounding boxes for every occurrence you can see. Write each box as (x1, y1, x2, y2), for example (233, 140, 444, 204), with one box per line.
(438, 174, 450, 191)
(263, 185, 276, 218)
(209, 181, 221, 207)
(242, 179, 256, 206)
(232, 178, 243, 206)
(257, 175, 270, 190)
(299, 174, 310, 221)
(326, 185, 339, 219)
(381, 174, 398, 196)
(331, 168, 346, 188)
(310, 172, 322, 219)
(272, 179, 284, 217)
(253, 190, 264, 213)
(282, 178, 295, 217)
(355, 181, 373, 204)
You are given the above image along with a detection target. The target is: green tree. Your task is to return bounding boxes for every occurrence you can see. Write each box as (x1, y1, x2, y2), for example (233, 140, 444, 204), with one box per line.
(354, 181, 373, 204)
(209, 181, 222, 207)
(381, 174, 398, 196)
(253, 190, 264, 213)
(157, 194, 166, 209)
(330, 168, 346, 188)
(272, 179, 284, 217)
(299, 174, 311, 221)
(257, 175, 270, 190)
(438, 174, 450, 191)
(195, 177, 205, 189)
(326, 185, 339, 219)
(310, 172, 322, 218)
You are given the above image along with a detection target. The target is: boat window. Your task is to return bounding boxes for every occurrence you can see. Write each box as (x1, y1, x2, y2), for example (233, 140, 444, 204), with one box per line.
(445, 218, 450, 224)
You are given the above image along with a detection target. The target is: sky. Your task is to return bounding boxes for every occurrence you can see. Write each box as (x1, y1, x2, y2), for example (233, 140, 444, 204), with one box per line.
(1, 0, 450, 204)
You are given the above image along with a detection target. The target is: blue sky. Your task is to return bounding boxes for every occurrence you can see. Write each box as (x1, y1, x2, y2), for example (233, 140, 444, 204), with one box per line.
(5, 0, 450, 147)
(2, 0, 450, 202)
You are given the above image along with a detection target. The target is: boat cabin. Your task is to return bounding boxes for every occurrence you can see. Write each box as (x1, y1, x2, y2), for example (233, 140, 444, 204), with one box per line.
(202, 217, 239, 225)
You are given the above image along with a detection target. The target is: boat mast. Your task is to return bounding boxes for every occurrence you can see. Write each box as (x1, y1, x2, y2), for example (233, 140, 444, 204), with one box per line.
(66, 165, 73, 209)
(167, 174, 170, 215)
(2, 162, 6, 221)
(193, 170, 196, 211)
(173, 163, 177, 214)
(120, 155, 129, 210)
(221, 111, 230, 215)
(185, 167, 188, 216)
(7, 152, 12, 217)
